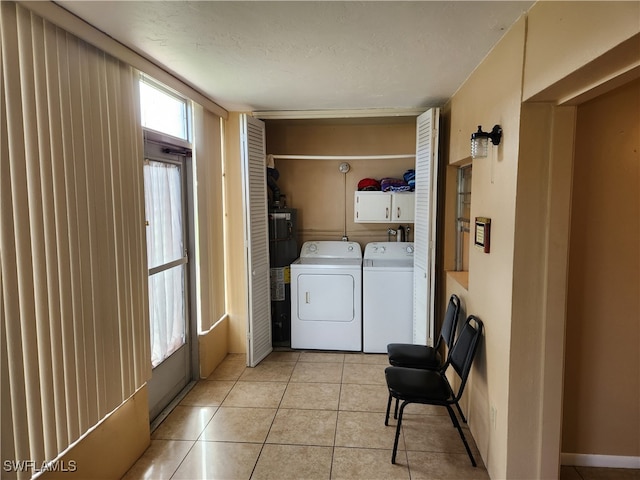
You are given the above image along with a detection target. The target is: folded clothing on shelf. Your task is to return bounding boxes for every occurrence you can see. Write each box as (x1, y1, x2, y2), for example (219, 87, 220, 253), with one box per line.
(381, 177, 411, 192)
(403, 169, 415, 190)
(358, 178, 381, 191)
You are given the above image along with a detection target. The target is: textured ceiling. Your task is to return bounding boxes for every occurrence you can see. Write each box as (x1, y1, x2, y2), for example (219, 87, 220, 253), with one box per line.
(58, 1, 534, 113)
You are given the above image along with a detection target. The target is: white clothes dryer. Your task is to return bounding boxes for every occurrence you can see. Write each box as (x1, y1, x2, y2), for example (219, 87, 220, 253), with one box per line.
(363, 242, 414, 353)
(291, 241, 362, 351)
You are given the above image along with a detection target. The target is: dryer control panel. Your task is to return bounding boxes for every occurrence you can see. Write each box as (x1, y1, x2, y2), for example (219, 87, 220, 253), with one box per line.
(300, 241, 362, 259)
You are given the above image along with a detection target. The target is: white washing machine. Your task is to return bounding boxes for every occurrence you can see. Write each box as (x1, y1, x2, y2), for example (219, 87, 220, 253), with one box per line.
(291, 241, 362, 351)
(363, 242, 414, 353)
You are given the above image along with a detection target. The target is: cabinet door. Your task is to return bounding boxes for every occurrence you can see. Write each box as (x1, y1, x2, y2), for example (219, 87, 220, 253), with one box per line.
(392, 193, 415, 222)
(354, 192, 392, 222)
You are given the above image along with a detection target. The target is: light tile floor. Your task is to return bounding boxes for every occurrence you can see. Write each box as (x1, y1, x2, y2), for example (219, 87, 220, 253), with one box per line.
(560, 466, 640, 480)
(123, 351, 638, 480)
(123, 351, 488, 480)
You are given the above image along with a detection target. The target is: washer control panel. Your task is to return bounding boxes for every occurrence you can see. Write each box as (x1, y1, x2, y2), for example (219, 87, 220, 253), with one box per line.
(364, 242, 414, 260)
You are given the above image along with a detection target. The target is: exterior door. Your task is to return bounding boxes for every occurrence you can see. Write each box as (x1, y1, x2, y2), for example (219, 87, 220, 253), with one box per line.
(240, 115, 273, 367)
(144, 136, 192, 421)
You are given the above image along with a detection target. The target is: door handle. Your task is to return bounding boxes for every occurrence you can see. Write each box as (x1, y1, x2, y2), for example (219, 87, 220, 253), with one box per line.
(385, 207, 389, 219)
(397, 207, 401, 218)
(305, 292, 310, 304)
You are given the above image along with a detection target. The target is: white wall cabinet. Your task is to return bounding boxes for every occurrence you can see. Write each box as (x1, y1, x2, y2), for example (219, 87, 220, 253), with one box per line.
(391, 193, 415, 222)
(354, 191, 415, 223)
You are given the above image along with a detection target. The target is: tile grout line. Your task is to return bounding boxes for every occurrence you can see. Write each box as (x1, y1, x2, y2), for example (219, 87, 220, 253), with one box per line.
(168, 439, 198, 480)
(247, 353, 299, 480)
(168, 361, 243, 479)
(164, 352, 482, 479)
(329, 355, 346, 479)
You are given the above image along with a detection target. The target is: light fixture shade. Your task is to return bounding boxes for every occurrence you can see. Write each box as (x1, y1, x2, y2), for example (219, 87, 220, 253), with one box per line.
(471, 126, 489, 158)
(470, 125, 502, 159)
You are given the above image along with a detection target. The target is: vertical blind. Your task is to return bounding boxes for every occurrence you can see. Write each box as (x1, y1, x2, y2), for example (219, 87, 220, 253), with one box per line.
(1, 2, 149, 476)
(193, 105, 226, 332)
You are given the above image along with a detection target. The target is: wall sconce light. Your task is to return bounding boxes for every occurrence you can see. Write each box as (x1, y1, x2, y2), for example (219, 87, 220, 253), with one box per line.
(471, 125, 502, 159)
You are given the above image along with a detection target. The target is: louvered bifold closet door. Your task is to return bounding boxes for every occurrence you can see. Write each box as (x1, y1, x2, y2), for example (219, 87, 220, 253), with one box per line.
(413, 108, 440, 346)
(240, 115, 272, 367)
(1, 3, 148, 477)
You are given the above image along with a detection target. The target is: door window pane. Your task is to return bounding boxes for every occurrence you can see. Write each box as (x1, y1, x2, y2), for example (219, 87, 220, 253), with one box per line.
(144, 155, 188, 369)
(456, 165, 472, 271)
(149, 265, 186, 367)
(144, 160, 184, 269)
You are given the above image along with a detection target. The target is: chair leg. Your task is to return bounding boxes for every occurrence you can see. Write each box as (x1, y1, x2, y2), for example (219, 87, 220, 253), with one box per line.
(445, 405, 476, 467)
(394, 398, 399, 419)
(385, 394, 393, 426)
(455, 400, 467, 424)
(391, 401, 408, 464)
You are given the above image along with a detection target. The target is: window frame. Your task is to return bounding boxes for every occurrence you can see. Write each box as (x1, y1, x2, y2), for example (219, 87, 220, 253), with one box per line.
(139, 73, 193, 143)
(455, 164, 472, 272)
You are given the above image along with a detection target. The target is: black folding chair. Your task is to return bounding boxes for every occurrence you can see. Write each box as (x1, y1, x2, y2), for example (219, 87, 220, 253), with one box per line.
(387, 294, 468, 422)
(384, 315, 483, 466)
(387, 293, 460, 370)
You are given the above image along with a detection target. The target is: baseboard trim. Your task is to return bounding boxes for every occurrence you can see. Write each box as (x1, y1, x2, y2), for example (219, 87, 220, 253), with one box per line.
(561, 453, 640, 469)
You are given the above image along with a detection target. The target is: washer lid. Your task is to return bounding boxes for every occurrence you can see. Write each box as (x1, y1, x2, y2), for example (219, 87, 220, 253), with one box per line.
(364, 258, 414, 269)
(293, 257, 362, 267)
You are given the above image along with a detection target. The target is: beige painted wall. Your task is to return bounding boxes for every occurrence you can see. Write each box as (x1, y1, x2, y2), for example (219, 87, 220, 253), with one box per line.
(444, 2, 640, 478)
(223, 112, 249, 354)
(523, 2, 640, 103)
(508, 103, 577, 478)
(40, 388, 150, 480)
(198, 316, 230, 378)
(563, 79, 640, 457)
(265, 119, 417, 248)
(446, 16, 526, 479)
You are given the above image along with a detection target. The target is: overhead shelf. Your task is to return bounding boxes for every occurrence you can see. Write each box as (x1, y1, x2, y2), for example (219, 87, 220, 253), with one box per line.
(270, 154, 415, 161)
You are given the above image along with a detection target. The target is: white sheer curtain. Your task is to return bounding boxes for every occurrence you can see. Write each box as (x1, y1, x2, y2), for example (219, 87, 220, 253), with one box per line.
(144, 161, 183, 269)
(1, 3, 148, 477)
(144, 160, 186, 367)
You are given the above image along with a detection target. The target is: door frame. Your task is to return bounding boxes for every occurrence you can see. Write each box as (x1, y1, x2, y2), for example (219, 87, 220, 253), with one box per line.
(143, 129, 199, 421)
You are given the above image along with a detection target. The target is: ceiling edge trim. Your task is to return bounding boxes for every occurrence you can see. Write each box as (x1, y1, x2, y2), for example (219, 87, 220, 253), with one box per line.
(253, 108, 427, 120)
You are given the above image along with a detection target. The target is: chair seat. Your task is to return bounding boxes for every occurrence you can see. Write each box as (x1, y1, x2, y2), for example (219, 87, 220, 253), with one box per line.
(384, 366, 451, 403)
(387, 343, 442, 369)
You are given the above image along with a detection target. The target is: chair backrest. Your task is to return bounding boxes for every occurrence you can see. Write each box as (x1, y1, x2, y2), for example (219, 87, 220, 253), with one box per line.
(447, 315, 483, 400)
(435, 294, 461, 351)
